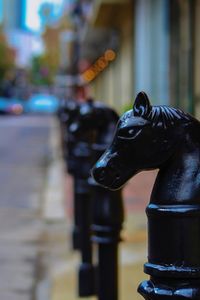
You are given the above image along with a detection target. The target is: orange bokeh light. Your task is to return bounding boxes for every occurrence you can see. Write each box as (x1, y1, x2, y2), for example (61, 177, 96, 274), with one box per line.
(104, 49, 116, 61)
(82, 49, 116, 82)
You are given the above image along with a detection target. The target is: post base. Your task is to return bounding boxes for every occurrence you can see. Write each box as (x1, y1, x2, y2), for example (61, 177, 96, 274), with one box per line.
(78, 263, 96, 297)
(138, 279, 200, 300)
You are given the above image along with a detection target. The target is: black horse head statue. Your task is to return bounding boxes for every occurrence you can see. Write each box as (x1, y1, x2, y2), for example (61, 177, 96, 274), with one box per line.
(69, 99, 119, 146)
(92, 92, 200, 204)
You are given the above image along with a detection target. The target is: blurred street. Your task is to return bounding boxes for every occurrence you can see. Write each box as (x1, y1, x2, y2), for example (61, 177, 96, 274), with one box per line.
(0, 115, 54, 300)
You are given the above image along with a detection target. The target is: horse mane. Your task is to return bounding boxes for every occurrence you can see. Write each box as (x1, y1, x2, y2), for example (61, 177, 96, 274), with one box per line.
(146, 106, 193, 128)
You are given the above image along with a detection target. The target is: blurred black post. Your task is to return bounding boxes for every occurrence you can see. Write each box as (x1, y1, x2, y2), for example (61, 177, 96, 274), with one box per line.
(72, 142, 96, 297)
(89, 146, 124, 300)
(57, 100, 82, 250)
(70, 100, 124, 300)
(68, 101, 97, 297)
(57, 100, 78, 171)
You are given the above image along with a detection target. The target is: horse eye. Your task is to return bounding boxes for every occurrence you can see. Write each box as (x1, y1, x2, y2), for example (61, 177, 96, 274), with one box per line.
(128, 129, 134, 135)
(118, 127, 140, 139)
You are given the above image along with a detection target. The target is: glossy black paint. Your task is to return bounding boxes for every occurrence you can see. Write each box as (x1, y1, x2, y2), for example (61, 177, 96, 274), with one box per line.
(58, 100, 83, 250)
(71, 100, 124, 300)
(58, 99, 80, 175)
(58, 100, 97, 296)
(67, 102, 97, 297)
(69, 99, 119, 146)
(92, 91, 200, 299)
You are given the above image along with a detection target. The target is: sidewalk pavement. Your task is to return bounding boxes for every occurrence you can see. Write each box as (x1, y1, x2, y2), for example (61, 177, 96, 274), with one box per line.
(43, 119, 158, 300)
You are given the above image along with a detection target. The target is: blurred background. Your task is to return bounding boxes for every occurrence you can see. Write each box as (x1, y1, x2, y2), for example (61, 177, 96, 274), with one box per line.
(0, 1, 199, 300)
(0, 0, 199, 114)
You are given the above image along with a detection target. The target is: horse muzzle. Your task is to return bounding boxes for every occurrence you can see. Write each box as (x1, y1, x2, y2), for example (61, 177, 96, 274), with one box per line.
(91, 163, 122, 190)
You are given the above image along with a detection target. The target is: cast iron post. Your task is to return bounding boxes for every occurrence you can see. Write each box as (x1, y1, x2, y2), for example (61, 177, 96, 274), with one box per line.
(92, 91, 200, 300)
(58, 100, 82, 250)
(68, 101, 96, 297)
(57, 99, 68, 158)
(90, 145, 123, 300)
(60, 100, 79, 175)
(72, 141, 95, 297)
(71, 100, 124, 300)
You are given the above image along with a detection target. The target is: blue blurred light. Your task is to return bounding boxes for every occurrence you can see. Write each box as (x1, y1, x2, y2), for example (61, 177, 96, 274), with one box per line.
(25, 0, 63, 32)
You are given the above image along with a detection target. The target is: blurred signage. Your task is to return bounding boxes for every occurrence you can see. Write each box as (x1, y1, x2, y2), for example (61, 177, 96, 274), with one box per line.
(82, 49, 116, 83)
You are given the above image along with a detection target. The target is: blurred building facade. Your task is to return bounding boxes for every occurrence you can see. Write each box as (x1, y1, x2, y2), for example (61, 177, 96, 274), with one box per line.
(2, 0, 25, 29)
(84, 0, 133, 110)
(134, 0, 197, 114)
(0, 0, 43, 67)
(64, 0, 200, 116)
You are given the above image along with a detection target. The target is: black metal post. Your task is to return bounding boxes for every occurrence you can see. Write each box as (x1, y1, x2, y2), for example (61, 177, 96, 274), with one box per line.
(98, 244, 118, 299)
(57, 100, 68, 158)
(90, 177, 123, 300)
(61, 100, 79, 175)
(72, 141, 96, 297)
(58, 100, 82, 250)
(69, 100, 123, 298)
(91, 92, 200, 300)
(71, 176, 82, 250)
(138, 203, 200, 300)
(90, 145, 124, 300)
(74, 177, 95, 296)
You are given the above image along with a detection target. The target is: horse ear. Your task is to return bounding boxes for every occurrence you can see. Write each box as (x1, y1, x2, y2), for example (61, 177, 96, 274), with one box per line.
(133, 92, 151, 117)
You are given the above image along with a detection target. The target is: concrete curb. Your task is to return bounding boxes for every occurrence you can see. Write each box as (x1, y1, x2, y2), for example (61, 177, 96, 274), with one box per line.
(43, 118, 66, 222)
(36, 117, 70, 300)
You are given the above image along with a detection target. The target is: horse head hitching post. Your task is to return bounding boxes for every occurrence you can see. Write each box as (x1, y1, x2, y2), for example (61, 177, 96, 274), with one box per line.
(92, 91, 200, 299)
(60, 100, 80, 175)
(72, 99, 124, 300)
(68, 100, 96, 297)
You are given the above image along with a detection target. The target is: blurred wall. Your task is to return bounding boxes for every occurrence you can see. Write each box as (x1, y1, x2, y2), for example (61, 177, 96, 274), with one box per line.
(169, 0, 194, 113)
(1, 0, 43, 67)
(2, 0, 25, 29)
(68, 0, 200, 117)
(134, 0, 169, 105)
(88, 1, 133, 112)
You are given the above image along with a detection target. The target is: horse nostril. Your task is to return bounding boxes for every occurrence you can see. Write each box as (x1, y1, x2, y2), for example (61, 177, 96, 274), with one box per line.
(109, 163, 121, 180)
(92, 167, 106, 183)
(98, 170, 105, 182)
(115, 173, 120, 180)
